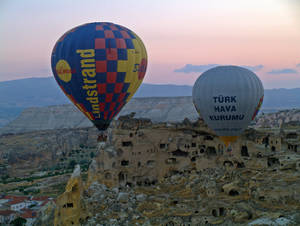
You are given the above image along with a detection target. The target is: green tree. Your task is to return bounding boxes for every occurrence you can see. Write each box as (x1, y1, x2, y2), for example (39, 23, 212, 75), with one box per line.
(1, 174, 9, 181)
(26, 177, 33, 182)
(90, 151, 95, 158)
(10, 217, 27, 226)
(68, 160, 77, 169)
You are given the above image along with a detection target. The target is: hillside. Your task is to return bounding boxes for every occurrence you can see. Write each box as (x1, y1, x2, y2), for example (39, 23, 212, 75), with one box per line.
(0, 77, 299, 127)
(0, 77, 66, 127)
(255, 109, 300, 128)
(36, 115, 300, 225)
(1, 95, 300, 135)
(0, 97, 198, 135)
(1, 103, 299, 225)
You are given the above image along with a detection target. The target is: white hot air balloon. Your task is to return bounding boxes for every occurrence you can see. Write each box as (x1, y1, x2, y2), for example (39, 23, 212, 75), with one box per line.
(192, 66, 264, 146)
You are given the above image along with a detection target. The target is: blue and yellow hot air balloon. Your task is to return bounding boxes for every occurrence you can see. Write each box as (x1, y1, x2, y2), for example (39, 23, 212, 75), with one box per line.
(51, 22, 147, 134)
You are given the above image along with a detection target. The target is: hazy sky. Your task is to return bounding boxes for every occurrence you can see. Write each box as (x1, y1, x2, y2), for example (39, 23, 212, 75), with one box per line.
(1, 0, 300, 88)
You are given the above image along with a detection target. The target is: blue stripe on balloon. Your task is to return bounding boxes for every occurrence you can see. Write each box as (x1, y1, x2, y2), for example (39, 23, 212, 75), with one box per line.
(122, 83, 130, 92)
(125, 39, 134, 49)
(105, 39, 117, 48)
(97, 73, 107, 83)
(95, 49, 106, 60)
(103, 25, 111, 30)
(95, 30, 105, 38)
(117, 49, 127, 60)
(127, 31, 136, 39)
(105, 103, 110, 111)
(113, 30, 123, 38)
(99, 94, 106, 102)
(112, 94, 118, 102)
(106, 84, 115, 93)
(116, 72, 126, 82)
(107, 61, 117, 72)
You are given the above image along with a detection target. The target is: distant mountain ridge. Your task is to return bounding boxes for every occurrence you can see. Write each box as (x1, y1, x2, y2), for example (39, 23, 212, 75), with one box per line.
(0, 97, 199, 134)
(0, 77, 299, 127)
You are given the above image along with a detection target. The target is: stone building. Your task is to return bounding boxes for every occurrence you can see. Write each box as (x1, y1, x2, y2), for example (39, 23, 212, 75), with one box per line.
(90, 117, 299, 189)
(53, 116, 300, 225)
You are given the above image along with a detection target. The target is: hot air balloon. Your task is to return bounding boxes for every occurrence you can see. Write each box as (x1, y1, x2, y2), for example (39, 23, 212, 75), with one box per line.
(192, 66, 264, 146)
(51, 22, 147, 141)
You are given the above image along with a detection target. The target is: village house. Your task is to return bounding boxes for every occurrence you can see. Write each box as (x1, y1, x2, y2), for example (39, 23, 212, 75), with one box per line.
(0, 210, 16, 224)
(7, 196, 30, 211)
(31, 196, 50, 207)
(20, 209, 37, 226)
(0, 195, 52, 224)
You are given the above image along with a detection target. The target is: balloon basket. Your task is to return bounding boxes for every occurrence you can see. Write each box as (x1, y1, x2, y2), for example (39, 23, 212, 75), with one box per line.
(97, 131, 108, 149)
(220, 136, 238, 148)
(97, 133, 107, 143)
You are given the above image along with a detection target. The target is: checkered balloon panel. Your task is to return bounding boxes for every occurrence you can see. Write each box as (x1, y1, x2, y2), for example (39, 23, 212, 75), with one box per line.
(51, 22, 147, 130)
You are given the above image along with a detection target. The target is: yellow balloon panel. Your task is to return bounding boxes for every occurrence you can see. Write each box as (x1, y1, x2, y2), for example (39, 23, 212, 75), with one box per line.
(117, 32, 147, 103)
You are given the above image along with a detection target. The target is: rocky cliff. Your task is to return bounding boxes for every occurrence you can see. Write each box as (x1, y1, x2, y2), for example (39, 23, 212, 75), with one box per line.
(51, 115, 300, 226)
(0, 97, 198, 135)
(255, 109, 300, 128)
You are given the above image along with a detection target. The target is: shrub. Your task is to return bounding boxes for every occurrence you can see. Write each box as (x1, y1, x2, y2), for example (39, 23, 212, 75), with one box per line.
(68, 160, 77, 169)
(90, 152, 95, 158)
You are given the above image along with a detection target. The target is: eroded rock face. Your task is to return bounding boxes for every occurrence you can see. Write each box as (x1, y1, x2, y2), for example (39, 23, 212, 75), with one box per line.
(0, 127, 98, 177)
(54, 165, 88, 226)
(53, 116, 300, 225)
(0, 97, 199, 135)
(33, 200, 56, 226)
(255, 109, 300, 128)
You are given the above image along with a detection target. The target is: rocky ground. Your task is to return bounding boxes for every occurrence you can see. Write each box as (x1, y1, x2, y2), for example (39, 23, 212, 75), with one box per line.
(0, 127, 98, 178)
(0, 107, 299, 225)
(50, 113, 300, 226)
(51, 154, 300, 226)
(255, 109, 300, 128)
(0, 127, 97, 198)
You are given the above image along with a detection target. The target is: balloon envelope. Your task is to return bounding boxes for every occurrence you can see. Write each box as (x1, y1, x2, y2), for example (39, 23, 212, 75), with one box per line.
(51, 22, 147, 131)
(192, 66, 264, 140)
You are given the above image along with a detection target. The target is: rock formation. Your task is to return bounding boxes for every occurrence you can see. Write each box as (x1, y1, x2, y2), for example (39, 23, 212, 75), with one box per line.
(0, 127, 98, 178)
(54, 165, 89, 226)
(53, 115, 300, 225)
(0, 97, 198, 135)
(255, 109, 300, 128)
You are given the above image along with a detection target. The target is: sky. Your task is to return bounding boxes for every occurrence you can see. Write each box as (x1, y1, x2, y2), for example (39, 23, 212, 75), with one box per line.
(1, 0, 300, 89)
